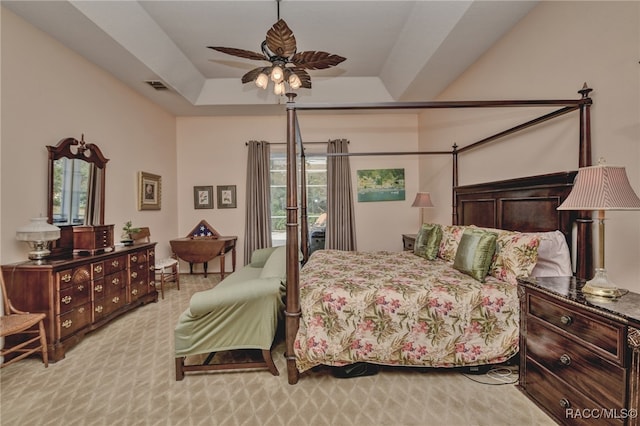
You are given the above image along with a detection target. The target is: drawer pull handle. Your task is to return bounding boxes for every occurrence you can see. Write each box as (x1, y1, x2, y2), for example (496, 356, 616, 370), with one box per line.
(95, 284, 103, 293)
(78, 306, 85, 313)
(62, 319, 72, 329)
(112, 260, 119, 267)
(560, 315, 573, 325)
(132, 288, 138, 296)
(131, 255, 138, 262)
(61, 273, 72, 283)
(559, 398, 571, 409)
(559, 354, 571, 366)
(94, 265, 103, 273)
(95, 305, 103, 313)
(112, 296, 120, 304)
(131, 271, 138, 279)
(61, 295, 72, 304)
(77, 284, 84, 292)
(112, 277, 120, 285)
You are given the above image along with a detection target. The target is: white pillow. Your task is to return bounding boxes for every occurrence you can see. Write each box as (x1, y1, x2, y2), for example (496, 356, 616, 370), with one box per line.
(530, 231, 573, 277)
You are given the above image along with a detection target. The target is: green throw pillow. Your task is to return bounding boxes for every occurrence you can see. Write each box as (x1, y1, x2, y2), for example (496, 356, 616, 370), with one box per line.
(414, 223, 443, 260)
(453, 228, 498, 282)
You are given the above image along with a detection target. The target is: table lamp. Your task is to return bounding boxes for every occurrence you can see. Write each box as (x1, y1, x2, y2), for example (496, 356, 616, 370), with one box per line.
(557, 159, 640, 297)
(16, 217, 61, 262)
(412, 192, 434, 224)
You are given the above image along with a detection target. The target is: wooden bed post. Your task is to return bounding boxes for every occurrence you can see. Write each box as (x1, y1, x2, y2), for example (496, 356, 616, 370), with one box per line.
(285, 94, 301, 385)
(452, 144, 459, 225)
(575, 83, 594, 281)
(300, 147, 309, 263)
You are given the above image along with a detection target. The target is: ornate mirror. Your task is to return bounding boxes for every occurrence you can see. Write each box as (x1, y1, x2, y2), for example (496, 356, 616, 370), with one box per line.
(47, 135, 109, 226)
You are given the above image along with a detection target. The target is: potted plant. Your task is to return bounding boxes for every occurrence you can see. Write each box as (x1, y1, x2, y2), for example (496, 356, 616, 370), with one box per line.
(121, 221, 140, 246)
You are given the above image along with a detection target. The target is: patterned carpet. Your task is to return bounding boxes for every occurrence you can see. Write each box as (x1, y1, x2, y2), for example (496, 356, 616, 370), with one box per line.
(0, 275, 555, 426)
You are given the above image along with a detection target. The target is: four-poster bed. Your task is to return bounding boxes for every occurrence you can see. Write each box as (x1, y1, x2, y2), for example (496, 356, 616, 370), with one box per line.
(283, 84, 594, 384)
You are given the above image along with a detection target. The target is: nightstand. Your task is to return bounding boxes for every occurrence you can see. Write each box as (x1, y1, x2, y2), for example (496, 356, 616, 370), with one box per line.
(517, 276, 640, 426)
(402, 234, 416, 251)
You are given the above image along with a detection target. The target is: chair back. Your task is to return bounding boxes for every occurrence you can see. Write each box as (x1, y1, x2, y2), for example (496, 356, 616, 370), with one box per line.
(0, 272, 11, 315)
(131, 227, 151, 243)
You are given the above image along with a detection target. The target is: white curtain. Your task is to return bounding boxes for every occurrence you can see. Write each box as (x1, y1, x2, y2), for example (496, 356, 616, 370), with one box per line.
(244, 140, 272, 264)
(325, 139, 356, 251)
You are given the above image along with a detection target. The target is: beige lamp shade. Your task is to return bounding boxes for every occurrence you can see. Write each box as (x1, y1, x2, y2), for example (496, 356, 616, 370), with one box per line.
(557, 160, 640, 298)
(411, 192, 435, 208)
(557, 162, 640, 211)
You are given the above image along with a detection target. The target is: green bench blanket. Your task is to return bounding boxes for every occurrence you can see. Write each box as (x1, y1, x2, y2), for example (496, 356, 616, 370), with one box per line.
(174, 246, 286, 357)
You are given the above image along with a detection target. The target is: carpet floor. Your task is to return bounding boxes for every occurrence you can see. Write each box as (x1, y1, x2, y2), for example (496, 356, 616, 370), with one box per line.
(0, 274, 555, 426)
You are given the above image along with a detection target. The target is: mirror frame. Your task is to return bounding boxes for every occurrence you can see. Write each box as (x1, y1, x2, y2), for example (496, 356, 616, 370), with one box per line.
(47, 136, 109, 226)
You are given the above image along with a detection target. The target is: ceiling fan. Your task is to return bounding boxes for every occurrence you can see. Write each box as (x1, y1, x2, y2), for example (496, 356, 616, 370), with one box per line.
(208, 18, 346, 95)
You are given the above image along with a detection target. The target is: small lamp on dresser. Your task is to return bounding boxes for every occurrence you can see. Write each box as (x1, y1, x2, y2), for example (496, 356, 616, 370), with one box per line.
(16, 217, 61, 263)
(411, 192, 434, 224)
(557, 158, 640, 298)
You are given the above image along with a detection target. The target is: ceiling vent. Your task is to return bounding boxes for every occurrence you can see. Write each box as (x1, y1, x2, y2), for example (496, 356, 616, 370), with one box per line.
(145, 80, 168, 90)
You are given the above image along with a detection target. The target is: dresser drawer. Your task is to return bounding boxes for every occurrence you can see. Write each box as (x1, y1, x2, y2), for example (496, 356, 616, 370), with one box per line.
(527, 317, 627, 408)
(93, 292, 126, 319)
(58, 301, 91, 339)
(104, 270, 127, 295)
(91, 261, 105, 279)
(527, 292, 625, 364)
(129, 280, 150, 302)
(525, 358, 624, 426)
(128, 250, 148, 266)
(58, 281, 91, 314)
(104, 255, 126, 275)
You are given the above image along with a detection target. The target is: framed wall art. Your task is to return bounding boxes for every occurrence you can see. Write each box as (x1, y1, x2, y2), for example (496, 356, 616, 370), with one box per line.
(138, 171, 162, 210)
(217, 185, 237, 209)
(193, 186, 214, 209)
(356, 168, 405, 202)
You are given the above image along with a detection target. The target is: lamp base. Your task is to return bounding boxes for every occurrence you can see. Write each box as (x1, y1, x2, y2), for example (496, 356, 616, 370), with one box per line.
(582, 268, 622, 298)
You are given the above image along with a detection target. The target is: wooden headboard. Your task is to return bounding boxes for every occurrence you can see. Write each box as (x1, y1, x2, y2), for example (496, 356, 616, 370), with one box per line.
(454, 171, 584, 275)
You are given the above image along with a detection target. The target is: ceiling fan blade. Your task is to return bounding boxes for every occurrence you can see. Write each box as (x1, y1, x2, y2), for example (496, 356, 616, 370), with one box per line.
(207, 46, 267, 61)
(241, 67, 268, 84)
(265, 19, 297, 58)
(290, 68, 312, 89)
(290, 51, 346, 70)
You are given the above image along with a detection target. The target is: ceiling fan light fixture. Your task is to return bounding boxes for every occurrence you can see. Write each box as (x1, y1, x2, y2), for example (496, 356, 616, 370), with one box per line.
(208, 18, 345, 96)
(270, 65, 284, 83)
(288, 73, 302, 90)
(273, 81, 286, 95)
(255, 72, 269, 89)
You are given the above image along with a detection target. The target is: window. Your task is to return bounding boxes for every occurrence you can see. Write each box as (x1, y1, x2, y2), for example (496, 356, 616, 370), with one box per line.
(270, 151, 326, 246)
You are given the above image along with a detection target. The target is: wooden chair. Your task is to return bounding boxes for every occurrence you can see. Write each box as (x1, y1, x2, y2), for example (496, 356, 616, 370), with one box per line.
(131, 227, 180, 299)
(0, 272, 48, 368)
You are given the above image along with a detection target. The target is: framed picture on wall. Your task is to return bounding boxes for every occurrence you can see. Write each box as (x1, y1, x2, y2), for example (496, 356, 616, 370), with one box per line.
(193, 186, 214, 209)
(356, 168, 405, 202)
(217, 185, 237, 209)
(138, 171, 161, 210)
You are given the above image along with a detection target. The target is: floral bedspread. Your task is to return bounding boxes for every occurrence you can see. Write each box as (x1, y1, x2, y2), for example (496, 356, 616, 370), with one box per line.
(294, 250, 519, 372)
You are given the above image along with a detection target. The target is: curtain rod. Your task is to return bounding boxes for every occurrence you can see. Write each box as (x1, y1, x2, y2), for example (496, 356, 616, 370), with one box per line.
(326, 150, 451, 157)
(245, 141, 348, 146)
(245, 141, 335, 146)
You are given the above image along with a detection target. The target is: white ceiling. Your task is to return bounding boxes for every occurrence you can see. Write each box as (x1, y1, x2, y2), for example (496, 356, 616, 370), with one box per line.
(3, 0, 538, 116)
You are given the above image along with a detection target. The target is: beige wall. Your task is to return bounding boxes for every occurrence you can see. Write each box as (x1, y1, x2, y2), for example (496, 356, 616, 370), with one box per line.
(1, 8, 178, 263)
(176, 113, 420, 269)
(3, 2, 638, 292)
(418, 1, 640, 292)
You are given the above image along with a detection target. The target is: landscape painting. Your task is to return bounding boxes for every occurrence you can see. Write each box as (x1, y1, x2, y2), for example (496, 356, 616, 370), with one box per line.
(357, 168, 405, 202)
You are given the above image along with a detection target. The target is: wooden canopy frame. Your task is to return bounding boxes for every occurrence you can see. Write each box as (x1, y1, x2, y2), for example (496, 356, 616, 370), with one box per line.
(283, 84, 594, 384)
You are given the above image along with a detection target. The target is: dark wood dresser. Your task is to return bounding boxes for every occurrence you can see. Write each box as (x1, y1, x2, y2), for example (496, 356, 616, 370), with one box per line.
(1, 242, 157, 362)
(518, 276, 640, 425)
